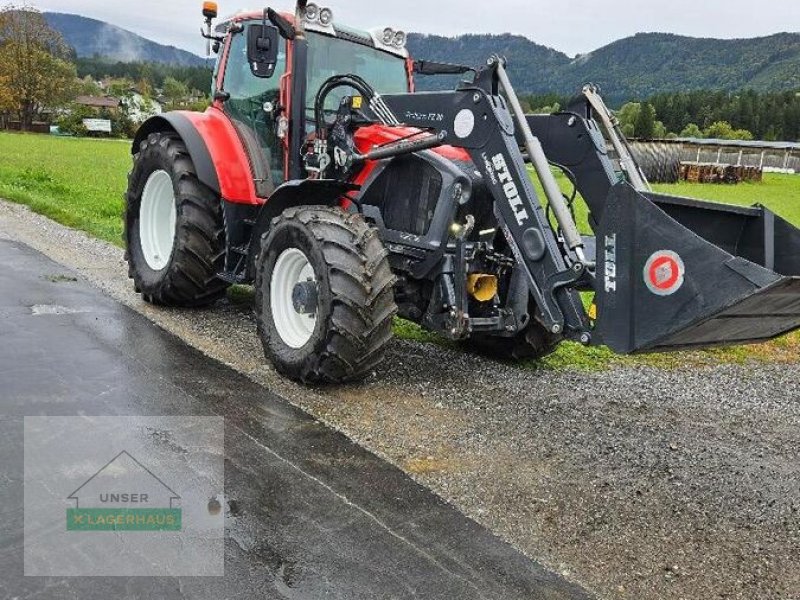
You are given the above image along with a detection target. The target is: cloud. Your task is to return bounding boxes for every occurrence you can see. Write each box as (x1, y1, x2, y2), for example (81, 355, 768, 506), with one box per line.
(28, 0, 800, 57)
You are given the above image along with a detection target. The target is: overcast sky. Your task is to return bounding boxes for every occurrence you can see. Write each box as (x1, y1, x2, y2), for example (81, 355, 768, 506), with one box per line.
(28, 0, 800, 57)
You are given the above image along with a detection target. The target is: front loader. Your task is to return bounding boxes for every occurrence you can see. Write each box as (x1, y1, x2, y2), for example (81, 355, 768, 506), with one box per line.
(123, 1, 800, 383)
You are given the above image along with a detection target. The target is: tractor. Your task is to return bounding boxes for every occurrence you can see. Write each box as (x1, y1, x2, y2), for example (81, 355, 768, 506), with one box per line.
(124, 1, 800, 383)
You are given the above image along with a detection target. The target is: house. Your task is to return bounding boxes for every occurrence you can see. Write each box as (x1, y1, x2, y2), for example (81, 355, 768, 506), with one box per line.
(74, 95, 121, 114)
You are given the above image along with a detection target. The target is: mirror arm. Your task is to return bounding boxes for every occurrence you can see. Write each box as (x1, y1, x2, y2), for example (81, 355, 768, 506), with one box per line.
(267, 8, 296, 40)
(200, 29, 225, 43)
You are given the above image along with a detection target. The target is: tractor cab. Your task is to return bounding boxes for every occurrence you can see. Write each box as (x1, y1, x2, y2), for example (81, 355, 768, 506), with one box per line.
(206, 4, 412, 197)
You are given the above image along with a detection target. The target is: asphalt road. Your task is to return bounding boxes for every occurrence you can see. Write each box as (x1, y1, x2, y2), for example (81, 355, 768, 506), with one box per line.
(0, 238, 592, 600)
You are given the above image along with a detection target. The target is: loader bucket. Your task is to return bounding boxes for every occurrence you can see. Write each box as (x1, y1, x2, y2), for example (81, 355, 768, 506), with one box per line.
(592, 184, 800, 354)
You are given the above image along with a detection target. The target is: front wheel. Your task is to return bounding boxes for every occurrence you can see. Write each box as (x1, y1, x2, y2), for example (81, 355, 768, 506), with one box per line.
(255, 206, 397, 384)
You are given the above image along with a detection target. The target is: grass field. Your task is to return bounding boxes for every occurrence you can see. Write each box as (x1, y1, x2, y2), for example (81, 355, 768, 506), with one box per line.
(2, 131, 799, 369)
(0, 133, 130, 245)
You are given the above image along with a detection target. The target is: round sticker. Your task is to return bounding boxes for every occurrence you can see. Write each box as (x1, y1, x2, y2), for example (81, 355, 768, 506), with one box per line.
(644, 251, 685, 296)
(453, 109, 475, 139)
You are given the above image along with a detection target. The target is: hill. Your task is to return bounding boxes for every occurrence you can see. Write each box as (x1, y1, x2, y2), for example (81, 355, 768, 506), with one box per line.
(408, 33, 568, 93)
(408, 31, 800, 102)
(44, 13, 206, 67)
(42, 13, 800, 100)
(556, 32, 800, 102)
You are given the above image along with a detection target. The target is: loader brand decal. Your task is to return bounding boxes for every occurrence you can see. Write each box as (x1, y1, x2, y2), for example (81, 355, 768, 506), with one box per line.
(644, 251, 685, 296)
(604, 234, 617, 293)
(490, 153, 530, 227)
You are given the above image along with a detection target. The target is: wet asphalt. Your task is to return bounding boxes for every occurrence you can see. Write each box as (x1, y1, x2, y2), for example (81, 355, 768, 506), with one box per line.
(0, 239, 592, 600)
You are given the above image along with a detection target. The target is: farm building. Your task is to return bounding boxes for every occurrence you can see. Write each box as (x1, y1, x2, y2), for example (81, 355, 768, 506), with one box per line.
(629, 138, 800, 184)
(74, 95, 122, 115)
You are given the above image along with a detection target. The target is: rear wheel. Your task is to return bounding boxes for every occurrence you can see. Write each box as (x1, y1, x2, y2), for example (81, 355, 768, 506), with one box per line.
(125, 132, 229, 306)
(255, 206, 396, 384)
(464, 322, 559, 361)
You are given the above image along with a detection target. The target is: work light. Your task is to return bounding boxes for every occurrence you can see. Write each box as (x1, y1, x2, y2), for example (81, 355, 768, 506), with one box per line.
(304, 2, 319, 21)
(319, 7, 333, 25)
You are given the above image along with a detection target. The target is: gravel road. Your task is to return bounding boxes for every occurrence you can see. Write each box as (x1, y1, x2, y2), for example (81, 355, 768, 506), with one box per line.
(1, 199, 798, 600)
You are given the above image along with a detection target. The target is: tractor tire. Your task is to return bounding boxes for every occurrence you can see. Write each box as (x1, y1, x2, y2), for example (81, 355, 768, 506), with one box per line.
(255, 206, 397, 384)
(124, 132, 229, 307)
(464, 322, 559, 362)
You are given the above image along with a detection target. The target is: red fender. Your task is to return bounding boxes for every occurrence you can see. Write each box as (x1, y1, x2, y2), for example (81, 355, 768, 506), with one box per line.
(181, 108, 261, 205)
(132, 108, 260, 205)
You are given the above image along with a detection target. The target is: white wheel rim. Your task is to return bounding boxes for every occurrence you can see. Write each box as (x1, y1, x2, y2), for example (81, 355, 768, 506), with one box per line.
(270, 248, 318, 349)
(139, 169, 177, 271)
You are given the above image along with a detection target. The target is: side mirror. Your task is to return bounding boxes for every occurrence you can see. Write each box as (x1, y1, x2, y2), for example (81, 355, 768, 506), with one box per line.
(247, 23, 280, 78)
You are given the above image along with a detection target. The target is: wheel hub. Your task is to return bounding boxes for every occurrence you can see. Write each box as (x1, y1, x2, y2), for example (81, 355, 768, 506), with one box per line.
(270, 248, 318, 349)
(291, 280, 318, 315)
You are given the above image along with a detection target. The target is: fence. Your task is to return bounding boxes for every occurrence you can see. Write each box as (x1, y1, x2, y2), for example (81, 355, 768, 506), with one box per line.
(679, 144, 800, 173)
(629, 139, 800, 184)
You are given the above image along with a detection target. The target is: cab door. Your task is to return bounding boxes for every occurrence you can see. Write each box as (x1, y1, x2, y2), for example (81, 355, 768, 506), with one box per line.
(222, 21, 288, 198)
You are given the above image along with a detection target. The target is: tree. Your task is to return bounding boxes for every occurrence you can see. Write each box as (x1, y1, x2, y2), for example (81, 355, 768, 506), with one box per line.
(163, 76, 189, 109)
(75, 74, 101, 96)
(633, 102, 657, 139)
(616, 102, 641, 138)
(680, 123, 704, 138)
(107, 77, 135, 98)
(0, 73, 12, 127)
(0, 73, 12, 110)
(704, 120, 754, 141)
(0, 4, 77, 128)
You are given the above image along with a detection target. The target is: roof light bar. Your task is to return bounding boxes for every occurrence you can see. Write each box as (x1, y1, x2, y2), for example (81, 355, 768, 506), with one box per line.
(378, 27, 407, 49)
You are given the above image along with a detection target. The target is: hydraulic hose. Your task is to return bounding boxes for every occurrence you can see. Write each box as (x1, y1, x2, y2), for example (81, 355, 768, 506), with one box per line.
(313, 74, 398, 138)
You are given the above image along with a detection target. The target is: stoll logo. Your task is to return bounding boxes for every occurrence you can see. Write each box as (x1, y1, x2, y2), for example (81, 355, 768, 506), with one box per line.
(66, 450, 181, 531)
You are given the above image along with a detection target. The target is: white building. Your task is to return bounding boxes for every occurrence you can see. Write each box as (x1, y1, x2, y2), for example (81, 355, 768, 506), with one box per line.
(121, 90, 163, 124)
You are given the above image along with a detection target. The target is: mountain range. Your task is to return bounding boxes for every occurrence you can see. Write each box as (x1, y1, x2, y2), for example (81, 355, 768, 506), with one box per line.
(44, 13, 207, 67)
(45, 12, 800, 101)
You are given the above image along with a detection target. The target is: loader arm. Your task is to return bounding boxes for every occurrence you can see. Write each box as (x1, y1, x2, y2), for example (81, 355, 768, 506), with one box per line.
(376, 60, 592, 341)
(309, 60, 800, 356)
(369, 77, 800, 354)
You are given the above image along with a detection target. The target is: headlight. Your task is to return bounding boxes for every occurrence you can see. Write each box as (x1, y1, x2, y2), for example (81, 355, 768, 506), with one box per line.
(318, 7, 333, 26)
(382, 27, 394, 45)
(304, 3, 319, 21)
(393, 30, 406, 48)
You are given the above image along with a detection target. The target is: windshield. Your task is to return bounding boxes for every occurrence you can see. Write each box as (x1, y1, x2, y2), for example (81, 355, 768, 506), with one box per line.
(306, 31, 409, 123)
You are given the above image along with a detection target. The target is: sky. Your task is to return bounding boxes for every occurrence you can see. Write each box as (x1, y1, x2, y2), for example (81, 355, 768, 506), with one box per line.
(28, 0, 800, 57)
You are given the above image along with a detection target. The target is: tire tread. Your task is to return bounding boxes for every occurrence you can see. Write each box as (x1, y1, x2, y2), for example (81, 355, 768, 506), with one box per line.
(256, 206, 397, 384)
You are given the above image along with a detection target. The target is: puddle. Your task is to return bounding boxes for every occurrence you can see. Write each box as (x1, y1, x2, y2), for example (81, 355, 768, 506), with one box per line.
(30, 304, 90, 316)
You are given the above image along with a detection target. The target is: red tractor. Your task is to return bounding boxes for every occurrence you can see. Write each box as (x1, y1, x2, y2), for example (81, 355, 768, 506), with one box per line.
(125, 1, 800, 383)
